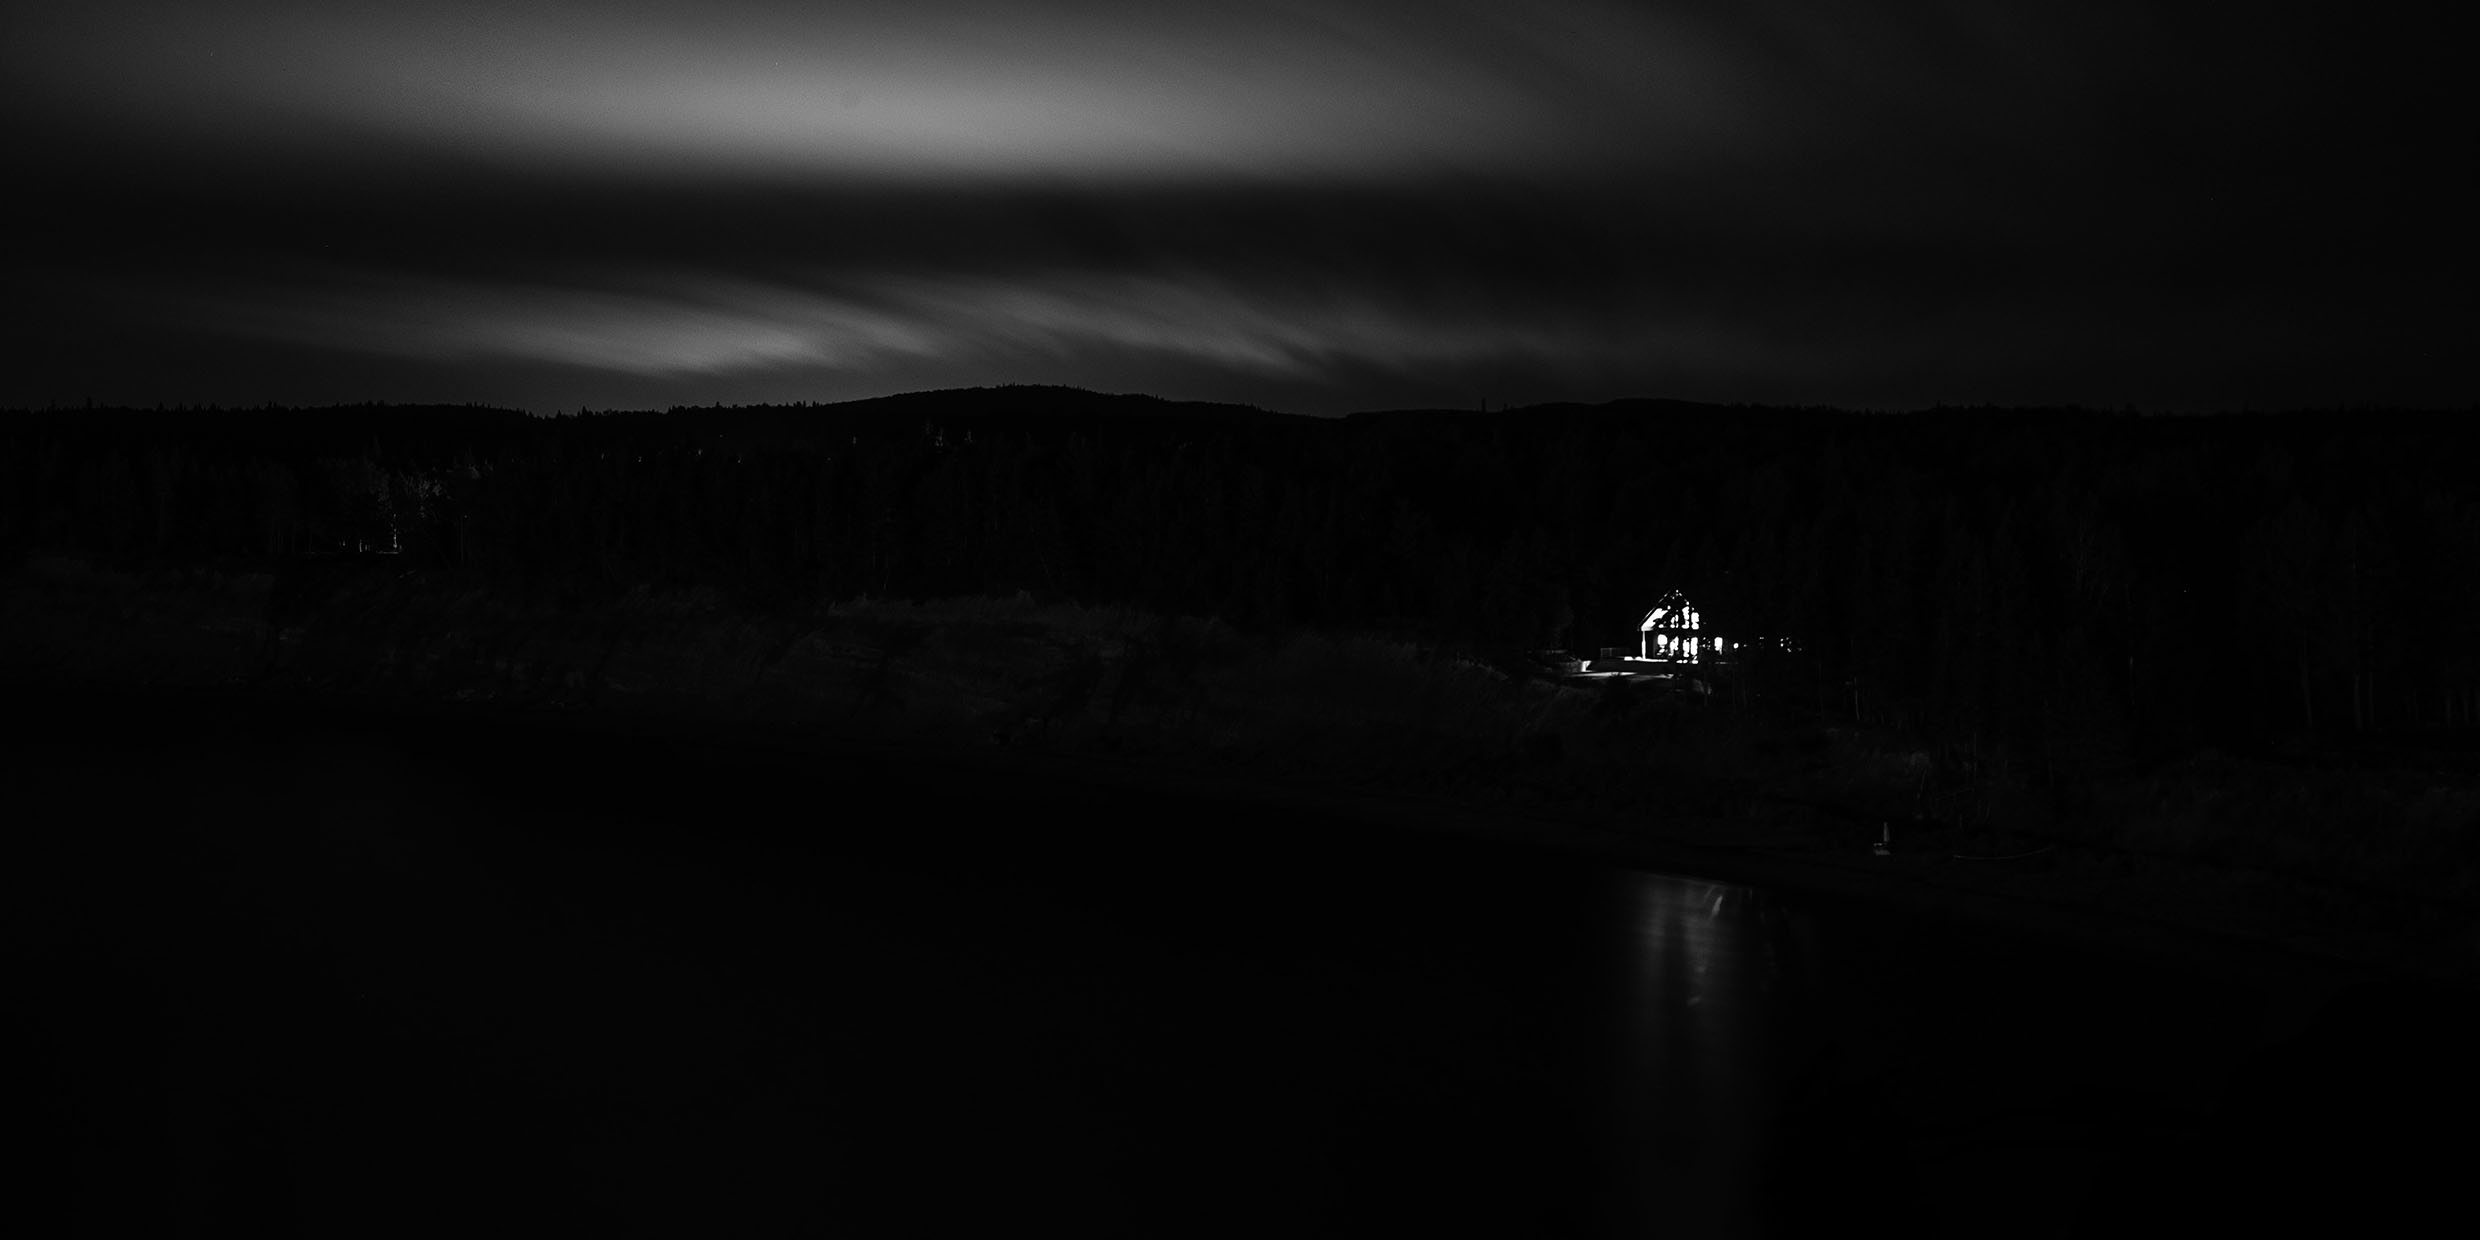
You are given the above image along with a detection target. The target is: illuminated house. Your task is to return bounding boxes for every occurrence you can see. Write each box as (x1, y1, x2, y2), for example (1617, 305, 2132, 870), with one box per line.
(1587, 590, 1792, 677)
(1638, 589, 1725, 662)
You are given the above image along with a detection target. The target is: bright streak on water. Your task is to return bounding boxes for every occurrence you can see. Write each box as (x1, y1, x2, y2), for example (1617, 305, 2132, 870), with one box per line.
(1604, 869, 1812, 1238)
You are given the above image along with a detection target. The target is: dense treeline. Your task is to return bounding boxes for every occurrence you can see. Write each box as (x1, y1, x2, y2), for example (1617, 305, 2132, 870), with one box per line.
(7, 387, 2479, 781)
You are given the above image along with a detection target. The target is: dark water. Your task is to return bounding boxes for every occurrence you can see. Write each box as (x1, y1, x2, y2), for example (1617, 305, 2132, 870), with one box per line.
(7, 686, 2476, 1237)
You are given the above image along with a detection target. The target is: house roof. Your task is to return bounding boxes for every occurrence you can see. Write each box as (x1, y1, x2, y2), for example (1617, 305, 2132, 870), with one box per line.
(1639, 589, 1699, 631)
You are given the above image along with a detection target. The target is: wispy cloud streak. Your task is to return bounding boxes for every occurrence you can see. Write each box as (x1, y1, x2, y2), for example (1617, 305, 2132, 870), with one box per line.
(12, 1, 1762, 179)
(159, 266, 1681, 384)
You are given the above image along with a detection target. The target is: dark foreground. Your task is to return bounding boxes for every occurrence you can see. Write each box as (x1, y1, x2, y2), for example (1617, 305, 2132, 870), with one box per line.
(7, 681, 2477, 1237)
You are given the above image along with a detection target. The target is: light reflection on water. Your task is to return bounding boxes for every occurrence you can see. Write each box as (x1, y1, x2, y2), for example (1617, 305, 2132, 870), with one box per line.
(1603, 870, 1815, 1238)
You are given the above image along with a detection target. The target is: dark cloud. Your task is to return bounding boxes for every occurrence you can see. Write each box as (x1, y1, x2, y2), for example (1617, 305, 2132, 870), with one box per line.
(3, 2, 2467, 413)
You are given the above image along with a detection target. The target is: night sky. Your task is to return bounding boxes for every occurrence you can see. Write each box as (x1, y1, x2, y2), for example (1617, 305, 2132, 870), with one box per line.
(7, 2, 2468, 416)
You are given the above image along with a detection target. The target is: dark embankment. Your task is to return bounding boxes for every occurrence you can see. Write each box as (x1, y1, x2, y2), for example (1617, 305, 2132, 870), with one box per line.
(8, 550, 2479, 994)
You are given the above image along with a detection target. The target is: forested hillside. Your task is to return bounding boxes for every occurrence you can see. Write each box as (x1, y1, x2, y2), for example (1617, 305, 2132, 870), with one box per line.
(8, 387, 2479, 786)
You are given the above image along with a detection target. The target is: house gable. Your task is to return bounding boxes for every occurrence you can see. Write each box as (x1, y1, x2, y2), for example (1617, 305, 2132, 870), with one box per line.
(1638, 588, 1723, 660)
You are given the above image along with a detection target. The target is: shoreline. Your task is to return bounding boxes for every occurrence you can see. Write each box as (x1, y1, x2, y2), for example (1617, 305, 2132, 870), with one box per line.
(16, 671, 2466, 1005)
(983, 735, 2464, 997)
